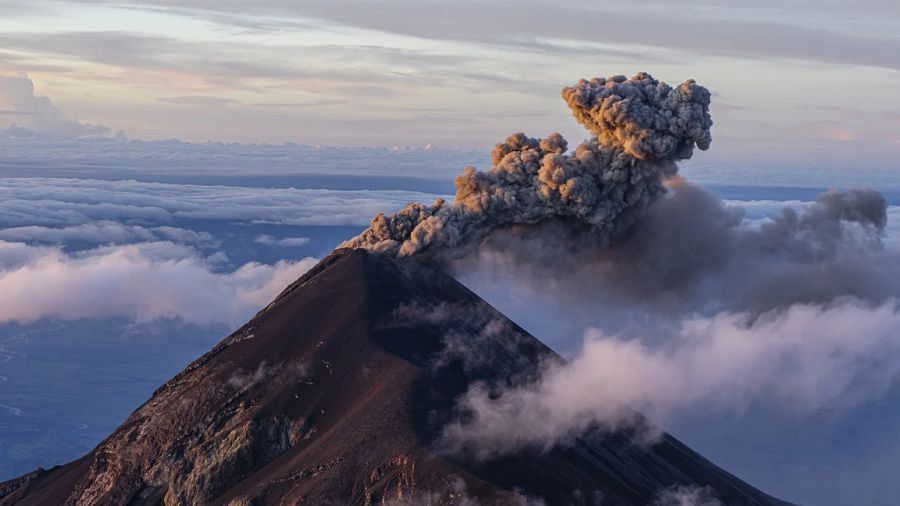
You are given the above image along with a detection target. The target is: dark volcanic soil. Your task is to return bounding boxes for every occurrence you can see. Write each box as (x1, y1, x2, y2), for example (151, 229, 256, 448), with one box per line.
(0, 249, 789, 505)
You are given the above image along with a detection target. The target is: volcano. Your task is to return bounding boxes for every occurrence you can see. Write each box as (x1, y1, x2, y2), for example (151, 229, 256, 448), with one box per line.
(0, 249, 787, 505)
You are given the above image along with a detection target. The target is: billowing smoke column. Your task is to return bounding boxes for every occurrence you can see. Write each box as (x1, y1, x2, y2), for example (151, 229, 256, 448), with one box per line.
(340, 73, 713, 258)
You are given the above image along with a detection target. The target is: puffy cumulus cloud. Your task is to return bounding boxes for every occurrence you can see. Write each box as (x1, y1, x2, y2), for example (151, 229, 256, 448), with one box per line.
(341, 73, 712, 258)
(253, 234, 310, 247)
(0, 240, 317, 326)
(0, 75, 108, 137)
(440, 299, 900, 458)
(0, 178, 445, 228)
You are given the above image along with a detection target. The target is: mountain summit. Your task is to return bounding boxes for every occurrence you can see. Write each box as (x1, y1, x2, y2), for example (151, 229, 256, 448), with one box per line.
(1, 249, 787, 505)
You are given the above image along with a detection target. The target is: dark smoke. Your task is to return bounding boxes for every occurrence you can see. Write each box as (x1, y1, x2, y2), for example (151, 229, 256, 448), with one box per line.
(468, 182, 892, 318)
(341, 73, 713, 258)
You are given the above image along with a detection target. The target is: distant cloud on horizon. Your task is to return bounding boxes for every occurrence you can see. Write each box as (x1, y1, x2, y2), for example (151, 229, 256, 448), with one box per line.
(0, 75, 109, 138)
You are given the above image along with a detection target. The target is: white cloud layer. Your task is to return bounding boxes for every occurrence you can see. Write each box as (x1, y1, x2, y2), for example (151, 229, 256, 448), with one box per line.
(0, 177, 447, 227)
(0, 240, 317, 326)
(0, 221, 216, 246)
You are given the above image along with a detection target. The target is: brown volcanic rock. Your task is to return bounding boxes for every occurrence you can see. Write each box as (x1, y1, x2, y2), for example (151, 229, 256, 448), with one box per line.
(1, 249, 789, 505)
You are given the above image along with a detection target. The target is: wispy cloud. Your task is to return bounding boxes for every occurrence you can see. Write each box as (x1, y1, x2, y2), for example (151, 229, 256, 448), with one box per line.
(157, 95, 241, 107)
(41, 1, 900, 71)
(2, 1, 899, 155)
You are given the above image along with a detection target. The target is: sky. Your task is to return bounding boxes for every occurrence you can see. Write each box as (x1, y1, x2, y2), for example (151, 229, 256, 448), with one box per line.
(1, 0, 900, 169)
(3, 2, 900, 505)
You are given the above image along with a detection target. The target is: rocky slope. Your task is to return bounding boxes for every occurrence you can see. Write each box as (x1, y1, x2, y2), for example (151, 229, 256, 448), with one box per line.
(0, 249, 789, 505)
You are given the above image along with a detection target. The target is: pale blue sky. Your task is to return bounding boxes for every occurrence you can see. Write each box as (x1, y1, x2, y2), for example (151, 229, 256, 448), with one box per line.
(1, 0, 900, 169)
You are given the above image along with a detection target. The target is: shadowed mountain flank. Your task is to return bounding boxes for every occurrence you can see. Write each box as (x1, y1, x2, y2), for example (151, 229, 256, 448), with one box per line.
(0, 249, 788, 505)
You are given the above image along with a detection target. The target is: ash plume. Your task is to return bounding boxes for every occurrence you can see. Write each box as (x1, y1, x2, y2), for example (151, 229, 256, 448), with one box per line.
(341, 71, 900, 461)
(341, 73, 712, 258)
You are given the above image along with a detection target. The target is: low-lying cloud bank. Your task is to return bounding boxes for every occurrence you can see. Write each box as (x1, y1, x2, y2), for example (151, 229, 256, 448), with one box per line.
(0, 240, 316, 326)
(0, 177, 445, 228)
(441, 298, 900, 458)
(0, 176, 449, 328)
(0, 221, 217, 247)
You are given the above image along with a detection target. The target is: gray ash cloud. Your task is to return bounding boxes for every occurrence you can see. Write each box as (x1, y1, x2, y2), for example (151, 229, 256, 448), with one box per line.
(341, 73, 713, 259)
